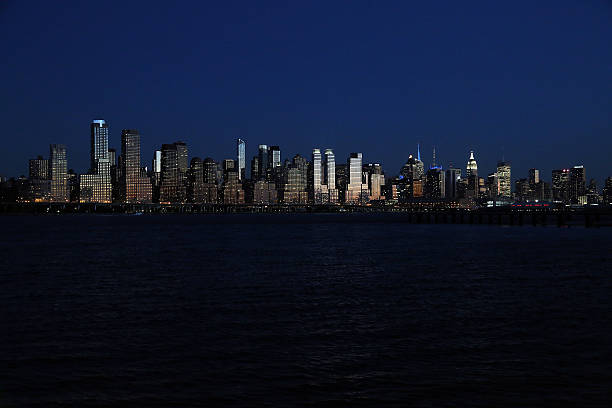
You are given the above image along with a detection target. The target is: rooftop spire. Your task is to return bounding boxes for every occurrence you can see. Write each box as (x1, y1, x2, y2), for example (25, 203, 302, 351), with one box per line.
(432, 146, 436, 167)
(417, 143, 421, 161)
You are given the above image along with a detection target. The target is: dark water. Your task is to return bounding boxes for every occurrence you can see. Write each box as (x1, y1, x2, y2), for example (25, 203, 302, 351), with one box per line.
(1, 214, 611, 407)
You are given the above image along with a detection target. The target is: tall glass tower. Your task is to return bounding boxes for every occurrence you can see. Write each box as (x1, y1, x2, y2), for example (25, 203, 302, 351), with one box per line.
(90, 119, 109, 171)
(237, 138, 246, 180)
(312, 148, 322, 194)
(83, 119, 112, 202)
(49, 144, 68, 202)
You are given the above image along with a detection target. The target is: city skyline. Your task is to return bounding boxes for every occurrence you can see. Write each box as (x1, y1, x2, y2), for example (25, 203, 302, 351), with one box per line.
(2, 117, 609, 188)
(2, 118, 611, 189)
(2, 117, 610, 207)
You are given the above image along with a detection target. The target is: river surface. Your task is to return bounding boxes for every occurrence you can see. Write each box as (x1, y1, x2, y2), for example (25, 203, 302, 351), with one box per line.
(1, 214, 611, 407)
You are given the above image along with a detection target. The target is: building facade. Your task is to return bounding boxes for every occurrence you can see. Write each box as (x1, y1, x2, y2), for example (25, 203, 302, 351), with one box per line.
(49, 144, 68, 202)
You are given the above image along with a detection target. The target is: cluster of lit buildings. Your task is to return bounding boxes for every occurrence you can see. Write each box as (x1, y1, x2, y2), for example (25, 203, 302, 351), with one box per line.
(1, 119, 611, 207)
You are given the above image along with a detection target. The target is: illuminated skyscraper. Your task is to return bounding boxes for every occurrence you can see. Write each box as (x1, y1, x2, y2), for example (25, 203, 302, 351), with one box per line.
(49, 144, 68, 202)
(269, 146, 281, 169)
(425, 167, 445, 198)
(28, 155, 50, 202)
(90, 119, 109, 171)
(324, 149, 338, 203)
(160, 142, 189, 203)
(312, 148, 325, 203)
(237, 138, 246, 180)
(497, 161, 511, 198)
(282, 154, 309, 204)
(345, 153, 368, 204)
(81, 119, 112, 203)
(466, 150, 478, 178)
(364, 163, 384, 201)
(552, 169, 569, 203)
(120, 129, 152, 203)
(202, 157, 218, 203)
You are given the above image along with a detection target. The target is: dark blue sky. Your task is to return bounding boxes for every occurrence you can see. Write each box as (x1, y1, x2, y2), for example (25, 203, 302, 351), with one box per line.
(1, 0, 611, 184)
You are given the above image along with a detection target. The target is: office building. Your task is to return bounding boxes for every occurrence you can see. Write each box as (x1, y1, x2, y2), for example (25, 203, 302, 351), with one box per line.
(250, 156, 259, 181)
(160, 142, 189, 203)
(497, 161, 511, 198)
(425, 167, 445, 199)
(552, 169, 569, 203)
(221, 163, 244, 204)
(345, 153, 368, 204)
(324, 149, 339, 203)
(312, 148, 326, 203)
(28, 155, 50, 202)
(269, 146, 281, 169)
(282, 154, 309, 204)
(569, 165, 586, 204)
(120, 129, 152, 203)
(258, 145, 268, 180)
(364, 163, 385, 201)
(528, 169, 539, 188)
(49, 144, 68, 202)
(252, 181, 278, 204)
(237, 138, 246, 180)
(80, 120, 112, 203)
(445, 167, 461, 199)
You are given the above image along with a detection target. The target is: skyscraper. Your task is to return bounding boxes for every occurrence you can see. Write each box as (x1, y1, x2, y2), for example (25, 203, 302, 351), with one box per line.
(425, 167, 445, 198)
(497, 161, 511, 198)
(269, 146, 281, 169)
(120, 129, 152, 203)
(282, 154, 309, 204)
(364, 163, 385, 201)
(552, 169, 569, 203)
(28, 155, 50, 202)
(258, 145, 268, 180)
(81, 119, 112, 203)
(250, 156, 259, 181)
(90, 119, 109, 171)
(160, 142, 189, 203)
(445, 167, 461, 199)
(528, 168, 539, 188)
(486, 173, 499, 198)
(175, 142, 189, 174)
(569, 165, 586, 204)
(466, 150, 478, 178)
(345, 153, 368, 204)
(312, 148, 325, 203)
(237, 138, 246, 180)
(324, 149, 338, 203)
(49, 144, 68, 202)
(188, 157, 205, 202)
(202, 157, 218, 203)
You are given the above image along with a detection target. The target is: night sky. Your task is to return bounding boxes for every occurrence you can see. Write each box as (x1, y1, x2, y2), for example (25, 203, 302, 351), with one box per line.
(1, 1, 611, 185)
